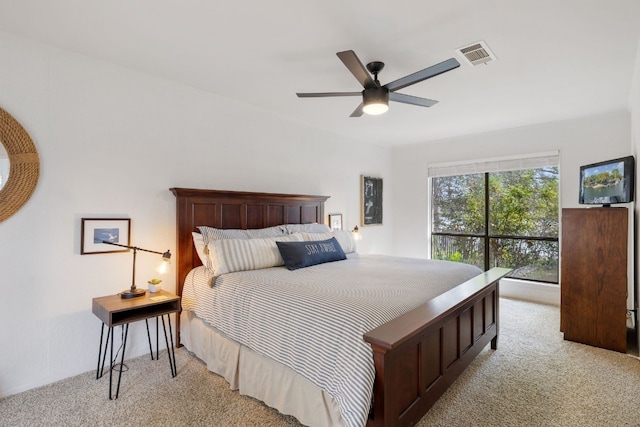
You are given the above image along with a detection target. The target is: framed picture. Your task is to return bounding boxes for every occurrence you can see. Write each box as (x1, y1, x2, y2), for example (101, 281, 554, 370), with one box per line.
(81, 218, 131, 254)
(329, 213, 343, 231)
(361, 175, 383, 226)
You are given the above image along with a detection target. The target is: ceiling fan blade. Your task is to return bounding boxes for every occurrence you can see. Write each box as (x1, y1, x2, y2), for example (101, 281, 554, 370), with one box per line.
(385, 58, 460, 92)
(297, 92, 361, 98)
(349, 103, 364, 117)
(336, 50, 375, 89)
(389, 92, 438, 108)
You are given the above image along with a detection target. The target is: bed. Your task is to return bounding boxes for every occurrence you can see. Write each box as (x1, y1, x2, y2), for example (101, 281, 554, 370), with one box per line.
(171, 187, 510, 427)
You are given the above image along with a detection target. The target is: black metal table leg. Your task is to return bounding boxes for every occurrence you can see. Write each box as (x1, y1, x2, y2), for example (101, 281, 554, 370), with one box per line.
(167, 314, 177, 376)
(100, 327, 111, 379)
(96, 324, 113, 380)
(145, 319, 154, 360)
(96, 323, 105, 379)
(108, 326, 114, 399)
(161, 315, 177, 377)
(113, 324, 129, 399)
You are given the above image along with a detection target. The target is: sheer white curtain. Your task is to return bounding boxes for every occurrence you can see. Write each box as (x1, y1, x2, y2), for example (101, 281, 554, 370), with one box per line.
(427, 151, 559, 177)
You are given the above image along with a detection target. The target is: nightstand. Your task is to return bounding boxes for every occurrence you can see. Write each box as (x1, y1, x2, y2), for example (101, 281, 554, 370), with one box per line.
(92, 289, 181, 399)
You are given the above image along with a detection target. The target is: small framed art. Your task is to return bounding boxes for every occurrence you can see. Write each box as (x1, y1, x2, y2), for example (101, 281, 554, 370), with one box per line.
(81, 218, 131, 254)
(361, 175, 383, 226)
(329, 213, 343, 231)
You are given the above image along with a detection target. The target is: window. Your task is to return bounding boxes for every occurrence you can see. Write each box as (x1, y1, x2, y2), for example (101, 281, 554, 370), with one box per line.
(429, 154, 559, 283)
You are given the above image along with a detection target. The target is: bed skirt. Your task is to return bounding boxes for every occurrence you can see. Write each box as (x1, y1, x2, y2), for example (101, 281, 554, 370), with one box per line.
(181, 310, 346, 427)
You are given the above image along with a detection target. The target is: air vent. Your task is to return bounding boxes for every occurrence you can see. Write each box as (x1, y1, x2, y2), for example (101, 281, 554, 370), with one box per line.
(456, 41, 496, 66)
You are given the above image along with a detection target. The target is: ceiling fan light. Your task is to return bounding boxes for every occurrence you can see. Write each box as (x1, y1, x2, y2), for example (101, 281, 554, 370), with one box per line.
(363, 102, 389, 115)
(363, 88, 389, 115)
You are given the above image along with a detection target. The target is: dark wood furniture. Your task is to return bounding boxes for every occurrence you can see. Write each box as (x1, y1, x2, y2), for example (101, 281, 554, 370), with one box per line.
(92, 290, 181, 398)
(170, 187, 510, 427)
(560, 207, 628, 353)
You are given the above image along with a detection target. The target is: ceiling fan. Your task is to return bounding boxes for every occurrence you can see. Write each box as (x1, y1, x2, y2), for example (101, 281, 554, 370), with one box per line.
(296, 50, 460, 117)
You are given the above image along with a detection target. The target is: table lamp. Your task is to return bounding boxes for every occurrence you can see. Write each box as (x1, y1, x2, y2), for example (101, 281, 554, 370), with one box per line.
(101, 240, 171, 299)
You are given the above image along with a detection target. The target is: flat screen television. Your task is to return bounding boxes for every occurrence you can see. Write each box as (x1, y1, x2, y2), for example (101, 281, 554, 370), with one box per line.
(579, 155, 635, 206)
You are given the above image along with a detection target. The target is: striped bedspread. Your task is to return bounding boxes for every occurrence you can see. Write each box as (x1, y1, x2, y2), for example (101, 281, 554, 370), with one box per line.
(181, 254, 482, 427)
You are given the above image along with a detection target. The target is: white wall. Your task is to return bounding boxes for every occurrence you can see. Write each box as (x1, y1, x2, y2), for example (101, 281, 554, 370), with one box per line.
(0, 32, 393, 397)
(2, 26, 636, 398)
(391, 111, 632, 305)
(630, 36, 640, 342)
(392, 111, 631, 256)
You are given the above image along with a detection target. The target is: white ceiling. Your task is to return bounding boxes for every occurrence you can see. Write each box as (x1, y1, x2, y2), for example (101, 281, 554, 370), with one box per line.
(0, 0, 639, 148)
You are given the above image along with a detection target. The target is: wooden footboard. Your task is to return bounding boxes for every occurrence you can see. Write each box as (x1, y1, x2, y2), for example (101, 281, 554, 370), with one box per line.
(364, 267, 511, 427)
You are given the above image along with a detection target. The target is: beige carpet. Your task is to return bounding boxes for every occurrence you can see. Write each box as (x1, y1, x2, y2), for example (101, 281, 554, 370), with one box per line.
(1, 298, 639, 427)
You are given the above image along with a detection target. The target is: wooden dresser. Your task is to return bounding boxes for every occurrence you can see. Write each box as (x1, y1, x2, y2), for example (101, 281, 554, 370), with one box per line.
(560, 207, 628, 352)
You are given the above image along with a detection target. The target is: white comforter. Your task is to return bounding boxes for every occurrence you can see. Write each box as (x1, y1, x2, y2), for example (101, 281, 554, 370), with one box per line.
(181, 254, 481, 427)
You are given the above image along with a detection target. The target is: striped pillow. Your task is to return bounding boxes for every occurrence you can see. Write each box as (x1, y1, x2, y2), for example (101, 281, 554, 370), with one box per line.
(198, 226, 251, 245)
(246, 225, 287, 238)
(206, 233, 303, 276)
(300, 230, 357, 254)
(284, 223, 331, 234)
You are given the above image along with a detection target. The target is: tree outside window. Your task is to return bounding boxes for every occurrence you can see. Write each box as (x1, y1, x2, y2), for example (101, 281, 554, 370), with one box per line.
(431, 167, 559, 283)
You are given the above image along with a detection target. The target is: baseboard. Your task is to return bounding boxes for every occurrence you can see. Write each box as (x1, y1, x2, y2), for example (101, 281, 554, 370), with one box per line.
(500, 278, 560, 306)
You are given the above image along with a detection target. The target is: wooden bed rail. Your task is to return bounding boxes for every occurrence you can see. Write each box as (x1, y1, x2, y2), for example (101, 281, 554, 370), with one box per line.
(364, 267, 511, 427)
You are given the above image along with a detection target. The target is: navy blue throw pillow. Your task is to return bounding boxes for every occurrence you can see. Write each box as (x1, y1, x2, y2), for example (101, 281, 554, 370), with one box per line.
(276, 237, 347, 270)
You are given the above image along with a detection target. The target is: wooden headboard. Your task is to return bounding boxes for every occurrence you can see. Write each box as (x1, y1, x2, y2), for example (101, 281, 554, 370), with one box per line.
(170, 188, 329, 299)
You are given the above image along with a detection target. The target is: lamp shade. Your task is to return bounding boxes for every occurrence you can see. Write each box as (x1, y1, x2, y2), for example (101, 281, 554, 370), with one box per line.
(362, 87, 389, 115)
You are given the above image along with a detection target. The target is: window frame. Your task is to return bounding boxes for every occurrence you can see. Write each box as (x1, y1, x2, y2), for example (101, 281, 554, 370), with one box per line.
(428, 153, 560, 284)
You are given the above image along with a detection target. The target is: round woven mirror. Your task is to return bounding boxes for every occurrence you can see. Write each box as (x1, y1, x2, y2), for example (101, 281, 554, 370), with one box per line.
(0, 107, 40, 223)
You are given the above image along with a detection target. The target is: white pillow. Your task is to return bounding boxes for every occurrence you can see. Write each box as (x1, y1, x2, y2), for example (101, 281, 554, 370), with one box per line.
(192, 232, 208, 265)
(206, 233, 303, 276)
(284, 223, 331, 234)
(246, 225, 287, 238)
(300, 230, 357, 254)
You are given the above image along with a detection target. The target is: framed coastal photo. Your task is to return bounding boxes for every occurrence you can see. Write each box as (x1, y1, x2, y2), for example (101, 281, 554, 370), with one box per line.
(329, 213, 343, 231)
(361, 175, 383, 226)
(81, 218, 131, 254)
